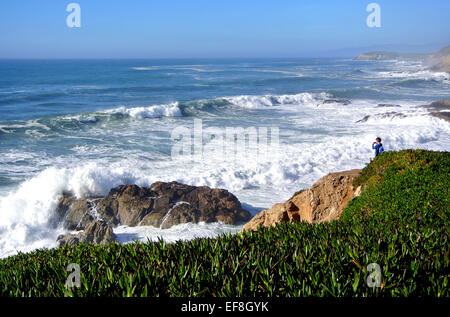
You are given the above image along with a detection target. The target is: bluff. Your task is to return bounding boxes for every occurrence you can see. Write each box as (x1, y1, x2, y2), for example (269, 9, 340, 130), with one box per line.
(242, 169, 362, 231)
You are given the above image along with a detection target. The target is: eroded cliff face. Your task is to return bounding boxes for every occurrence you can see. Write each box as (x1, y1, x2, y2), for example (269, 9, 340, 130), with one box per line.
(242, 169, 362, 231)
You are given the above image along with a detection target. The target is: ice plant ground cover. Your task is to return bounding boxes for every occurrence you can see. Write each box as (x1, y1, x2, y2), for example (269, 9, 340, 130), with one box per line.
(0, 150, 448, 297)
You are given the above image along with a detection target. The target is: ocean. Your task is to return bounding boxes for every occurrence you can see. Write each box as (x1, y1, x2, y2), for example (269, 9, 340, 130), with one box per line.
(0, 58, 449, 258)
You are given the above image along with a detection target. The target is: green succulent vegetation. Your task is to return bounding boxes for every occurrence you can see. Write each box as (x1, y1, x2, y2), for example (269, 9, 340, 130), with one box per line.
(0, 150, 448, 297)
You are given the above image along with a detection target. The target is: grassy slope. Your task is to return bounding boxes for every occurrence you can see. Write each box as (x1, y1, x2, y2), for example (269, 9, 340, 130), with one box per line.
(0, 150, 448, 297)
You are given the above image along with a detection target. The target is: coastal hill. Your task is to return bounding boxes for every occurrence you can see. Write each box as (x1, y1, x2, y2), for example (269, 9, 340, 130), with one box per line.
(354, 45, 450, 73)
(0, 149, 448, 296)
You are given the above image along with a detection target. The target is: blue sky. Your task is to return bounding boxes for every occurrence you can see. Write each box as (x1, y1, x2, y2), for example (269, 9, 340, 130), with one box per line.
(0, 0, 449, 58)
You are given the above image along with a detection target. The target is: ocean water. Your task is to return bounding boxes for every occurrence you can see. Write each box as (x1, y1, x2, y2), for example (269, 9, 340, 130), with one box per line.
(0, 58, 449, 258)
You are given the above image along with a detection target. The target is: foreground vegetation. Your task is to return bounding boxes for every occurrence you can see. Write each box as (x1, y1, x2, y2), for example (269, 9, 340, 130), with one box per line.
(0, 150, 448, 296)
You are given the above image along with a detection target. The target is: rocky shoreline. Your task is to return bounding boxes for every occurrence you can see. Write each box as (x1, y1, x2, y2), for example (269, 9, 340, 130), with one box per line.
(55, 170, 364, 247)
(56, 181, 251, 246)
(55, 119, 449, 246)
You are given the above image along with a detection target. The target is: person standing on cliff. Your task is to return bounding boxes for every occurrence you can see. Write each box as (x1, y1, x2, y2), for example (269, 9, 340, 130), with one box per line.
(372, 137, 384, 157)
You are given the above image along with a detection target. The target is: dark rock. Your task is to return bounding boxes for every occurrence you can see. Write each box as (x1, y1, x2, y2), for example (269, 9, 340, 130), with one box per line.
(356, 115, 370, 123)
(160, 202, 200, 229)
(376, 104, 401, 108)
(57, 220, 116, 246)
(430, 111, 450, 122)
(50, 194, 75, 228)
(377, 111, 407, 119)
(150, 181, 251, 226)
(421, 100, 450, 123)
(423, 100, 450, 111)
(63, 199, 95, 230)
(94, 196, 119, 227)
(109, 185, 157, 226)
(56, 234, 79, 246)
(54, 182, 250, 232)
(323, 99, 351, 105)
(80, 220, 117, 244)
(356, 111, 406, 123)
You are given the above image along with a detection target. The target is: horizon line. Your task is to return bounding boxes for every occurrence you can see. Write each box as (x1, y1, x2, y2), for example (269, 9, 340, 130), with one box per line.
(0, 56, 355, 60)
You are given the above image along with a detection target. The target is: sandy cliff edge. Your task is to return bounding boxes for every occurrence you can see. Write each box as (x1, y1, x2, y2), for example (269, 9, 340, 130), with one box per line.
(242, 169, 362, 231)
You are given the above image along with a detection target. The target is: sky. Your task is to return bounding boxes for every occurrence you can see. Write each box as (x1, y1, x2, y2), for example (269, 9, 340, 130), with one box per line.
(0, 0, 449, 58)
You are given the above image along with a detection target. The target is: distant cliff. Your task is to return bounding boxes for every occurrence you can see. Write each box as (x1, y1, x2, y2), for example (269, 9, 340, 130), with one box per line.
(354, 51, 426, 61)
(429, 55, 450, 73)
(354, 45, 450, 73)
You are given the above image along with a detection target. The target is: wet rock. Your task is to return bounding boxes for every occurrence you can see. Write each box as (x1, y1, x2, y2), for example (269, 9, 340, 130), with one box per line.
(107, 185, 157, 226)
(57, 220, 116, 246)
(50, 193, 75, 228)
(376, 104, 401, 108)
(55, 182, 251, 232)
(63, 199, 95, 230)
(421, 100, 450, 123)
(322, 99, 351, 105)
(356, 115, 370, 123)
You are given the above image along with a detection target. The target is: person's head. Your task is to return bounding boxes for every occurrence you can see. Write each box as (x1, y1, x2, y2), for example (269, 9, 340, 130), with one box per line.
(375, 137, 381, 143)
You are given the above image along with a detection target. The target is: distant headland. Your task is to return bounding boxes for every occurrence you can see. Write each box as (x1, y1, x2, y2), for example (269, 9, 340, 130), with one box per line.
(354, 45, 450, 73)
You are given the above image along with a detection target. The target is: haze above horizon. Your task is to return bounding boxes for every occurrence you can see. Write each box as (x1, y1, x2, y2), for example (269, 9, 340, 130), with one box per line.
(1, 0, 449, 59)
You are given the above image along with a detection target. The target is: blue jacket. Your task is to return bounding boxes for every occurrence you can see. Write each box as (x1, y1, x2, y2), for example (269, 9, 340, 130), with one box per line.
(372, 143, 384, 157)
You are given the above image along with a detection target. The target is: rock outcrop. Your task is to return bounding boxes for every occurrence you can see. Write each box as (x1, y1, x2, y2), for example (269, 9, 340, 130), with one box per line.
(322, 99, 351, 105)
(57, 220, 117, 246)
(242, 169, 362, 232)
(421, 100, 450, 123)
(57, 181, 251, 234)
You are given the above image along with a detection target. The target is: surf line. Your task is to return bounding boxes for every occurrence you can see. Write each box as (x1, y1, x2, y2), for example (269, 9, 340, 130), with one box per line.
(170, 118, 280, 166)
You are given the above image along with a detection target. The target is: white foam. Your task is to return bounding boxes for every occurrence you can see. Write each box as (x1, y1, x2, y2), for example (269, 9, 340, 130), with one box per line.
(114, 222, 242, 244)
(376, 70, 450, 81)
(104, 102, 183, 119)
(224, 92, 329, 109)
(0, 120, 51, 133)
(131, 67, 156, 71)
